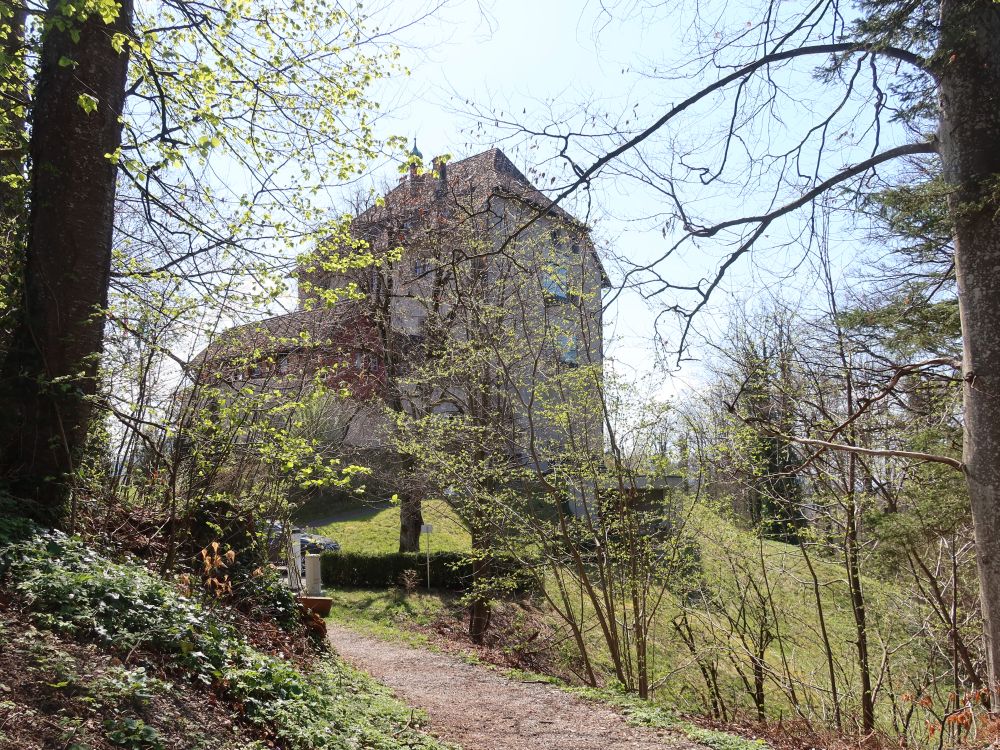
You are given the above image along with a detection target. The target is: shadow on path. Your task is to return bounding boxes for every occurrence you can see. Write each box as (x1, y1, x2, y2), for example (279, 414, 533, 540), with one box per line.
(327, 623, 701, 750)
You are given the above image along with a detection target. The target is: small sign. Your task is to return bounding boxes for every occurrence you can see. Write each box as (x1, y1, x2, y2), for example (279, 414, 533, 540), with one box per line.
(420, 524, 434, 534)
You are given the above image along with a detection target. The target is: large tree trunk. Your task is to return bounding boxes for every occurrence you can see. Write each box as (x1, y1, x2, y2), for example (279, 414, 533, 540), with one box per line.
(468, 525, 492, 643)
(398, 489, 423, 552)
(937, 0, 1000, 707)
(0, 0, 132, 524)
(0, 1, 28, 358)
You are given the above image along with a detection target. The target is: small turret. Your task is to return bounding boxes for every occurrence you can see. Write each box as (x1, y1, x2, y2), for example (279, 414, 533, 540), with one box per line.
(408, 139, 422, 178)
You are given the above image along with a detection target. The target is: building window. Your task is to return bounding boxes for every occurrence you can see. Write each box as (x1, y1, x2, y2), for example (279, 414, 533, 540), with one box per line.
(571, 242, 581, 254)
(414, 258, 431, 277)
(542, 266, 569, 302)
(433, 402, 461, 418)
(556, 333, 578, 366)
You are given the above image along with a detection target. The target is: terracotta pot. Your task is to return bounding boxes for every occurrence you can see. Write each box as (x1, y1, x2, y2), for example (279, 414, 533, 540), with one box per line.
(297, 595, 333, 617)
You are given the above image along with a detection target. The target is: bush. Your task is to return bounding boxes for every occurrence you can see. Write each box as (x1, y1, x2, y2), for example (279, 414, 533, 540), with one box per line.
(321, 551, 537, 594)
(0, 493, 40, 544)
(233, 564, 301, 630)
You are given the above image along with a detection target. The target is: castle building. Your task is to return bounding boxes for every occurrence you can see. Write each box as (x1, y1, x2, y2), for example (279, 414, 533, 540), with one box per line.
(196, 148, 609, 474)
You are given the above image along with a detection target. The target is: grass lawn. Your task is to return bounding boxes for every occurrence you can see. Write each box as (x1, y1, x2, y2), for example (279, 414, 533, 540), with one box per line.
(304, 491, 920, 735)
(308, 498, 472, 554)
(323, 587, 456, 646)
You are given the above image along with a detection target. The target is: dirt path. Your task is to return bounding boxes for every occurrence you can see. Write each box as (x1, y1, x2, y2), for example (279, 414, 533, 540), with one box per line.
(327, 623, 701, 750)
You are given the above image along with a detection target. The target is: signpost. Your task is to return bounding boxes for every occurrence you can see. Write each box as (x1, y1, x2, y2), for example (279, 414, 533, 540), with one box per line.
(421, 524, 433, 589)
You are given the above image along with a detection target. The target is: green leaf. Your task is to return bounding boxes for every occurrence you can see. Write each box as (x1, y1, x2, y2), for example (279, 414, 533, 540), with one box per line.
(77, 93, 98, 114)
(58, 56, 78, 68)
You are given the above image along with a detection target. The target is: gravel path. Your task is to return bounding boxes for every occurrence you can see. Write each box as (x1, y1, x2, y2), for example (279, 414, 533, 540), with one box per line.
(327, 623, 701, 750)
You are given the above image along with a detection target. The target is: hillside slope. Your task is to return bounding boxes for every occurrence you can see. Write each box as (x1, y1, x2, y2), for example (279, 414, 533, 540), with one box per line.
(316, 500, 938, 746)
(0, 526, 451, 750)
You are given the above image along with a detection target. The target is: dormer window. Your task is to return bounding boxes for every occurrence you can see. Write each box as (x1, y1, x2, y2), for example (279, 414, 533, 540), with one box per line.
(433, 402, 461, 418)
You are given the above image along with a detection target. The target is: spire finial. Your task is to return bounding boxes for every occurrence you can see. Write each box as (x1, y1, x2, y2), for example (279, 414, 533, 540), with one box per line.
(410, 138, 423, 160)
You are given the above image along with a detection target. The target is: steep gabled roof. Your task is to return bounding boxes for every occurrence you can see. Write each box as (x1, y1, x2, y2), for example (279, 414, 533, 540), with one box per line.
(190, 304, 374, 370)
(358, 147, 611, 287)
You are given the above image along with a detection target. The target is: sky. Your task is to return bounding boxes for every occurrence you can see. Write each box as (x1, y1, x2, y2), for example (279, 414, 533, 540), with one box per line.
(351, 0, 706, 393)
(276, 0, 915, 398)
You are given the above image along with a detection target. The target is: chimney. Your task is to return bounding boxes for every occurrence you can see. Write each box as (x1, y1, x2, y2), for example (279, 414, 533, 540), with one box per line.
(408, 138, 422, 181)
(432, 156, 447, 194)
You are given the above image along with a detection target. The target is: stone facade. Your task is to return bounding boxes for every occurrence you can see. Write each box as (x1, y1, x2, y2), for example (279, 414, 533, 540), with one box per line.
(199, 148, 609, 464)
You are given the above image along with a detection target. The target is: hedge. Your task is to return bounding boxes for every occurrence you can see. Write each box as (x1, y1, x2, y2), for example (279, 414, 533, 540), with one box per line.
(320, 551, 537, 594)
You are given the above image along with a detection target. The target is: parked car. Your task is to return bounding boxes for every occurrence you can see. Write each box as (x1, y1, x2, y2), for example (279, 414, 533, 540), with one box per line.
(298, 531, 340, 555)
(266, 522, 339, 573)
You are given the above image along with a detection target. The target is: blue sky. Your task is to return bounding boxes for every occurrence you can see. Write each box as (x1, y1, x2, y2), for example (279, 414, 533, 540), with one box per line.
(358, 0, 704, 391)
(329, 0, 914, 394)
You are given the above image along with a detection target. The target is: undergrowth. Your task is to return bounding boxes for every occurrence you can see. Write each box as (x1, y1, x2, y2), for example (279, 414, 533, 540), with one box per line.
(0, 528, 451, 750)
(565, 685, 771, 750)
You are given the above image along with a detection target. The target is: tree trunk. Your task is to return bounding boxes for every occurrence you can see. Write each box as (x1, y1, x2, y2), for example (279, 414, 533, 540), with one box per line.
(0, 0, 132, 524)
(398, 490, 423, 552)
(845, 491, 875, 732)
(0, 0, 27, 359)
(467, 519, 491, 643)
(752, 649, 766, 722)
(937, 0, 1000, 708)
(800, 542, 842, 731)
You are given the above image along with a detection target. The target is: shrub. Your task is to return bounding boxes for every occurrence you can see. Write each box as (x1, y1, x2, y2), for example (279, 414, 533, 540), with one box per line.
(321, 551, 466, 589)
(0, 493, 39, 544)
(104, 717, 165, 750)
(320, 551, 537, 594)
(233, 564, 301, 630)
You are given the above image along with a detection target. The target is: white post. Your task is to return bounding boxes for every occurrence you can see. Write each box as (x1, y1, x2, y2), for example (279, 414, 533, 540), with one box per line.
(304, 553, 322, 596)
(286, 531, 302, 592)
(421, 523, 433, 590)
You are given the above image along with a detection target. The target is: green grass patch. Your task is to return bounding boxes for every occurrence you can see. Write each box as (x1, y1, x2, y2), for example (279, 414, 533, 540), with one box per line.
(324, 587, 452, 647)
(312, 499, 471, 554)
